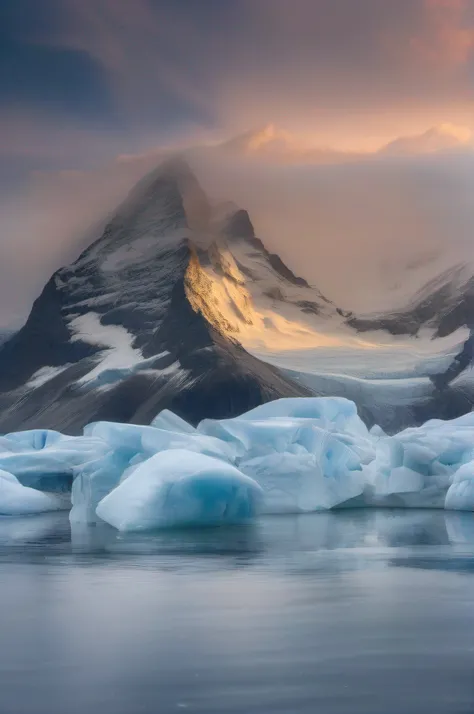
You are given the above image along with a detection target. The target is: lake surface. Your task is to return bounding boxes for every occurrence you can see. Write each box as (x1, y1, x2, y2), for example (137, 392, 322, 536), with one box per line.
(1, 509, 474, 714)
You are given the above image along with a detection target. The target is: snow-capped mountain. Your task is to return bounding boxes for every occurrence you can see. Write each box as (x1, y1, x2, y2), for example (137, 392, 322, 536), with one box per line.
(0, 159, 317, 434)
(186, 202, 349, 351)
(348, 264, 474, 337)
(380, 124, 473, 156)
(219, 123, 473, 163)
(1, 156, 473, 435)
(219, 124, 361, 164)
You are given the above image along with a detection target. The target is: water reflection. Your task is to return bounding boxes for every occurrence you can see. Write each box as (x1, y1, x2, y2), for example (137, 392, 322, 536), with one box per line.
(0, 512, 69, 546)
(1, 509, 474, 714)
(0, 509, 472, 562)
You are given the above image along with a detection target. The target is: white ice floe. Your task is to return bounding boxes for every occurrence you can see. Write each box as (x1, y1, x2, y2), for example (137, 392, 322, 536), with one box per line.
(3, 397, 474, 524)
(0, 469, 68, 515)
(95, 449, 263, 531)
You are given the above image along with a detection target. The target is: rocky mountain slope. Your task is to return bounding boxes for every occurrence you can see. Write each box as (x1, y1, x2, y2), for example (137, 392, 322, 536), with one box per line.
(0, 160, 316, 433)
(348, 264, 474, 337)
(0, 156, 473, 436)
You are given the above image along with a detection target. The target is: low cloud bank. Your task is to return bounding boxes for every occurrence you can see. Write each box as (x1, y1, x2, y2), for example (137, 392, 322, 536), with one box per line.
(1, 144, 473, 326)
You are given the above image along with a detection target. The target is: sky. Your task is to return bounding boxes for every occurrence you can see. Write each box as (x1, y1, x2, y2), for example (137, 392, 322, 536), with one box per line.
(3, 0, 474, 174)
(1, 0, 474, 325)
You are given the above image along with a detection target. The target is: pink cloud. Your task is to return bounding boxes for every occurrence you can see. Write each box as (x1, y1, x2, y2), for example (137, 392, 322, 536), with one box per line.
(410, 0, 474, 70)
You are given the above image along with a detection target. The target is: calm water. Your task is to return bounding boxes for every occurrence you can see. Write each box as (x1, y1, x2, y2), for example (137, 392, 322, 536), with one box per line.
(1, 510, 474, 714)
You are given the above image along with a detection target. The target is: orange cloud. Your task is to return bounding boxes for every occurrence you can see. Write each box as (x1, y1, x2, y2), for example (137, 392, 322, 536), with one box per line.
(411, 0, 474, 69)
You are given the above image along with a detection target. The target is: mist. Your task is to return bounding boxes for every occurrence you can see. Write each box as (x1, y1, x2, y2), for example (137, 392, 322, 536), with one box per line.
(1, 142, 473, 328)
(189, 148, 474, 311)
(0, 152, 164, 328)
(2, 0, 474, 326)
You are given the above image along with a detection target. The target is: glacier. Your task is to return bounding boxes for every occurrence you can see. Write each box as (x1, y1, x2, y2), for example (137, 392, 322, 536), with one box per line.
(1, 397, 474, 527)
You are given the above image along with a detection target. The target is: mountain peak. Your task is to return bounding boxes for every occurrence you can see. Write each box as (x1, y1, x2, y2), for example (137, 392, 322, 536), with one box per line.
(223, 209, 256, 240)
(427, 123, 472, 142)
(381, 123, 473, 156)
(221, 124, 306, 155)
(94, 157, 212, 254)
(219, 126, 360, 165)
(0, 159, 322, 431)
(242, 124, 293, 150)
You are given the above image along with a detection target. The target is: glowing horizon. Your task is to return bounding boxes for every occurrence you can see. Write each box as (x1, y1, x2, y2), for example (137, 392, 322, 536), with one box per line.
(2, 0, 474, 325)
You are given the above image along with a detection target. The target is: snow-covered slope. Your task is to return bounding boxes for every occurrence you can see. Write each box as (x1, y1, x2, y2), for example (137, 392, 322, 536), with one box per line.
(185, 203, 357, 351)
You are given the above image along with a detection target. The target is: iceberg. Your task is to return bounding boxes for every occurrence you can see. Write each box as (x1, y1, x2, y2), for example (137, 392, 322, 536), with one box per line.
(84, 421, 235, 463)
(95, 450, 263, 532)
(367, 413, 474, 508)
(70, 420, 237, 523)
(2, 397, 474, 523)
(0, 469, 67, 515)
(199, 397, 371, 439)
(445, 461, 474, 511)
(150, 409, 197, 434)
(200, 420, 370, 512)
(0, 429, 108, 493)
(70, 450, 128, 524)
(197, 399, 374, 513)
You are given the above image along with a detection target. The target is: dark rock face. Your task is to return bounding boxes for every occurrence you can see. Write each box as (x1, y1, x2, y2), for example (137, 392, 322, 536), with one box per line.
(348, 265, 474, 337)
(224, 210, 311, 288)
(0, 160, 310, 434)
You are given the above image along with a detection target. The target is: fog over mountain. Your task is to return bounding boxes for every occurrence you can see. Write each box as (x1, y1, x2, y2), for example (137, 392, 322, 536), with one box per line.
(0, 156, 472, 435)
(2, 0, 474, 329)
(380, 123, 473, 156)
(2, 125, 474, 328)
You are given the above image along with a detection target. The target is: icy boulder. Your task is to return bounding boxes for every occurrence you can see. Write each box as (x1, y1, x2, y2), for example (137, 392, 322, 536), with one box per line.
(199, 397, 371, 440)
(238, 426, 369, 512)
(71, 421, 238, 524)
(206, 417, 374, 465)
(95, 450, 263, 532)
(84, 421, 235, 464)
(445, 462, 474, 511)
(0, 469, 67, 515)
(197, 400, 374, 512)
(0, 429, 108, 493)
(150, 410, 197, 434)
(70, 450, 128, 524)
(368, 414, 474, 508)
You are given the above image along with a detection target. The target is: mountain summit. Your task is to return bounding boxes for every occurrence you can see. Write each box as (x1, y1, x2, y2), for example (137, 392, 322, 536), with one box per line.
(222, 124, 301, 154)
(380, 124, 473, 156)
(0, 160, 315, 433)
(1, 158, 473, 435)
(220, 125, 356, 164)
(221, 122, 474, 161)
